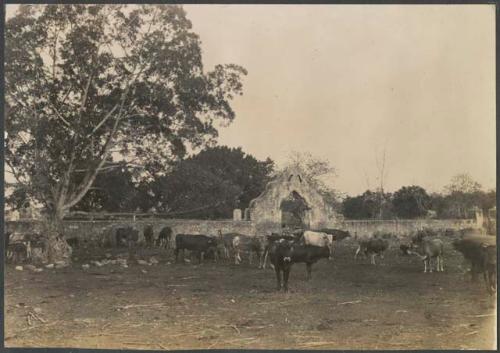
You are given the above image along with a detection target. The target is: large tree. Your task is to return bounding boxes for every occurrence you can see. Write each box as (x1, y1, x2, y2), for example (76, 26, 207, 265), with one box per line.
(341, 190, 393, 220)
(144, 146, 274, 218)
(5, 5, 247, 261)
(440, 173, 485, 218)
(392, 185, 430, 219)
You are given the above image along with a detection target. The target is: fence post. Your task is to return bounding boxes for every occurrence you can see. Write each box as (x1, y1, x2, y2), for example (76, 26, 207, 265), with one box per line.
(133, 213, 136, 222)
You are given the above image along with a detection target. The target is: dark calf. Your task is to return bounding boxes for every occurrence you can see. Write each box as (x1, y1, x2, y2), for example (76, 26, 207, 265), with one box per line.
(144, 225, 154, 247)
(175, 234, 218, 264)
(269, 242, 331, 292)
(261, 233, 297, 269)
(355, 237, 390, 265)
(269, 240, 294, 292)
(156, 227, 172, 249)
(288, 244, 330, 280)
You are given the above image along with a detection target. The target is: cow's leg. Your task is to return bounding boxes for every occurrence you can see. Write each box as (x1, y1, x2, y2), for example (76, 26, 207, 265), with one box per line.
(424, 258, 428, 273)
(200, 251, 204, 264)
(258, 251, 263, 269)
(483, 270, 491, 293)
(283, 267, 290, 292)
(275, 267, 282, 291)
(249, 251, 253, 265)
(263, 249, 269, 269)
(371, 254, 376, 265)
(174, 248, 179, 262)
(440, 256, 444, 272)
(306, 263, 312, 281)
(354, 246, 361, 261)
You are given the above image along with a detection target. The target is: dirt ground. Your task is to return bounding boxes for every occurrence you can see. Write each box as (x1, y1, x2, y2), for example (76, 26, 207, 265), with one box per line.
(5, 237, 497, 350)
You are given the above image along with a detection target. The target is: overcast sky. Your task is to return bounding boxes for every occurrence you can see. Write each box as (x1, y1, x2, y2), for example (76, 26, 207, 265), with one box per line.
(6, 5, 496, 196)
(181, 5, 496, 195)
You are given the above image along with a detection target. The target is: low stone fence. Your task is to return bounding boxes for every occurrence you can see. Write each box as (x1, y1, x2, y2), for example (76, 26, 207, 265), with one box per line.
(5, 219, 256, 246)
(5, 217, 480, 246)
(339, 218, 479, 237)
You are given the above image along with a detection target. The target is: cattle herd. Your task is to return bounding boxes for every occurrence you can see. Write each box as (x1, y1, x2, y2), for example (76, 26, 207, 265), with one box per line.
(5, 225, 497, 295)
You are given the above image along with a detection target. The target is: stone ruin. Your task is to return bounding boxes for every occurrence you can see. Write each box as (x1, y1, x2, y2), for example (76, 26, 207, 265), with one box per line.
(245, 167, 338, 230)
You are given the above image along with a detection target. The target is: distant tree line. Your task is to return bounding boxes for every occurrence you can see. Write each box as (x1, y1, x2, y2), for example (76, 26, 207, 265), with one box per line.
(341, 174, 495, 220)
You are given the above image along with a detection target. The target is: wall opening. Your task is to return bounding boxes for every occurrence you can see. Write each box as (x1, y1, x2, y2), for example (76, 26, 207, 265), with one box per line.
(280, 191, 310, 229)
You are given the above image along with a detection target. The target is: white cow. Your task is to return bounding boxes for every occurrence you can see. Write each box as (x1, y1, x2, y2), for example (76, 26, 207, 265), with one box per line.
(302, 231, 334, 260)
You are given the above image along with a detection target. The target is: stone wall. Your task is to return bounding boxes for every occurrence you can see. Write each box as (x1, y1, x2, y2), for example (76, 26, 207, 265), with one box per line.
(6, 219, 256, 246)
(338, 218, 480, 237)
(5, 217, 481, 245)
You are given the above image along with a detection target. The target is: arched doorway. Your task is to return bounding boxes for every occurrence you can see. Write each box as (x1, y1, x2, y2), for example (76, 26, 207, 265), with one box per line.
(280, 191, 310, 230)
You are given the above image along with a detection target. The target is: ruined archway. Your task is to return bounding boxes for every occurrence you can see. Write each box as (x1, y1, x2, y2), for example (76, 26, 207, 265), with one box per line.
(280, 190, 311, 229)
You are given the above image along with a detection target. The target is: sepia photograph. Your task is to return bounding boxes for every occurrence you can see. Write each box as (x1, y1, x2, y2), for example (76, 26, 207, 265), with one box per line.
(3, 3, 497, 350)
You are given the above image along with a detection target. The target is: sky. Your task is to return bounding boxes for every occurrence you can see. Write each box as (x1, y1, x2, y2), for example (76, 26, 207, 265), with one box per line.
(5, 5, 496, 196)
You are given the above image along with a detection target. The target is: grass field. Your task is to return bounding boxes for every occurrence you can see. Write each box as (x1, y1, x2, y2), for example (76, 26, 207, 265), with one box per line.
(5, 237, 497, 350)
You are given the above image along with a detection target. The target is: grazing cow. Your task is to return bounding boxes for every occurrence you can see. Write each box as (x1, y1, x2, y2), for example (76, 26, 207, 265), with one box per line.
(354, 235, 390, 265)
(217, 230, 240, 261)
(156, 227, 172, 249)
(143, 225, 154, 247)
(453, 235, 497, 294)
(115, 227, 139, 261)
(232, 234, 266, 267)
(175, 234, 218, 264)
(302, 231, 334, 260)
(6, 242, 30, 263)
(409, 237, 444, 273)
(269, 241, 331, 291)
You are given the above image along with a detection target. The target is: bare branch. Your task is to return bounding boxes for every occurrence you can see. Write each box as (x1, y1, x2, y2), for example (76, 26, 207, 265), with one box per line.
(79, 73, 93, 114)
(48, 101, 71, 127)
(87, 103, 119, 137)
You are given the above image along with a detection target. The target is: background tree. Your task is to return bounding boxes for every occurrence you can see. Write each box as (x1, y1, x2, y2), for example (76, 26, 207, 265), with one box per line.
(72, 162, 140, 213)
(284, 151, 343, 211)
(5, 4, 247, 261)
(441, 173, 484, 218)
(392, 185, 430, 219)
(341, 190, 393, 220)
(144, 146, 274, 218)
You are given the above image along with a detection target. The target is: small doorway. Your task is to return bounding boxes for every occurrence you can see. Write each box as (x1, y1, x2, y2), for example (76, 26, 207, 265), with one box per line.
(280, 191, 310, 230)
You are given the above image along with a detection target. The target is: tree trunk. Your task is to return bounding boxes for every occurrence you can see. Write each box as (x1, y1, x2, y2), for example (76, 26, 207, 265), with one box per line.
(43, 208, 72, 264)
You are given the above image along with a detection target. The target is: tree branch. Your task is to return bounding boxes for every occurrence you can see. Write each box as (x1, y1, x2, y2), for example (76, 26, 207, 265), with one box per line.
(87, 103, 119, 137)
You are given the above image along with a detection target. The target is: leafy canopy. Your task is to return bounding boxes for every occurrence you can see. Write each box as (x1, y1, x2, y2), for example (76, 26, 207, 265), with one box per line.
(5, 4, 247, 218)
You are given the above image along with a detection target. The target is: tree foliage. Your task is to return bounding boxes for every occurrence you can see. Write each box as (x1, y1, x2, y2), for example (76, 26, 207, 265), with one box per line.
(72, 162, 140, 212)
(392, 185, 430, 219)
(141, 146, 274, 218)
(341, 190, 393, 220)
(5, 4, 247, 222)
